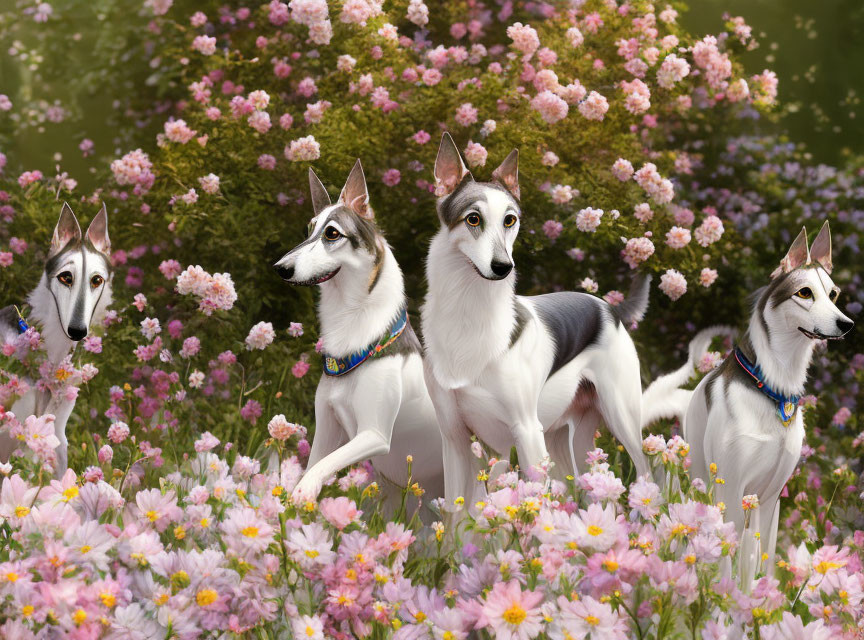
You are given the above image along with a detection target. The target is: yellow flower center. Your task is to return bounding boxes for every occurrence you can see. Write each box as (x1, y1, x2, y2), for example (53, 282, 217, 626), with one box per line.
(305, 626, 316, 637)
(174, 526, 186, 540)
(503, 604, 527, 626)
(145, 510, 159, 522)
(80, 545, 92, 554)
(14, 505, 30, 518)
(602, 559, 619, 572)
(196, 589, 218, 607)
(5, 572, 19, 582)
(305, 549, 320, 559)
(272, 485, 283, 496)
(684, 555, 696, 565)
(443, 633, 455, 640)
(814, 561, 844, 574)
(62, 486, 79, 501)
(72, 609, 87, 625)
(100, 592, 116, 608)
(585, 615, 600, 626)
(199, 517, 210, 528)
(241, 526, 259, 538)
(154, 594, 169, 606)
(22, 605, 34, 617)
(587, 525, 603, 536)
(414, 611, 427, 622)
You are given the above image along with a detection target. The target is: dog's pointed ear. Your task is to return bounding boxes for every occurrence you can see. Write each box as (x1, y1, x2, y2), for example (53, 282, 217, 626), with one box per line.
(50, 202, 83, 255)
(338, 159, 373, 220)
(85, 202, 111, 255)
(771, 226, 810, 278)
(492, 149, 520, 201)
(434, 132, 472, 197)
(809, 220, 832, 274)
(308, 168, 332, 215)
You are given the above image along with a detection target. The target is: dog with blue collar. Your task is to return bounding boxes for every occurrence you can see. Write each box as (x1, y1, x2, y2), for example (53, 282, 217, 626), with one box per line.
(683, 222, 854, 588)
(274, 162, 444, 513)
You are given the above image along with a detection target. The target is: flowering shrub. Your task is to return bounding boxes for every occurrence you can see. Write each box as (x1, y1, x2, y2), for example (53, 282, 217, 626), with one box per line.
(0, 0, 862, 637)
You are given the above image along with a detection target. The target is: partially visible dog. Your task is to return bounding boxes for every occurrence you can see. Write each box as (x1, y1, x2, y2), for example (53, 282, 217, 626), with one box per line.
(684, 222, 853, 580)
(421, 134, 665, 513)
(274, 161, 444, 509)
(0, 202, 113, 473)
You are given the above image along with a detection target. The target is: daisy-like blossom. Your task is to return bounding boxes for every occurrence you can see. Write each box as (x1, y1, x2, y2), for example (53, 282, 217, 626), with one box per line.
(659, 269, 687, 301)
(319, 496, 361, 529)
(575, 207, 603, 232)
(628, 476, 663, 519)
(479, 580, 545, 640)
(221, 507, 275, 555)
(551, 594, 628, 640)
(140, 317, 161, 341)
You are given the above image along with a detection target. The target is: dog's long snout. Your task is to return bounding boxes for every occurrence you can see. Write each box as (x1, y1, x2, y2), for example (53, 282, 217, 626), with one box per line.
(490, 260, 513, 278)
(68, 325, 87, 341)
(837, 318, 854, 335)
(274, 262, 294, 281)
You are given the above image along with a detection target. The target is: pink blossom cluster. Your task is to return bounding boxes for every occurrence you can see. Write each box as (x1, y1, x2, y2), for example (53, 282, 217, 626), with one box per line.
(176, 265, 238, 315)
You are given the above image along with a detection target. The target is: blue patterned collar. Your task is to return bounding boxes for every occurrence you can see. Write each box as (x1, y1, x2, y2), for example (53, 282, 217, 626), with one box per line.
(322, 307, 408, 377)
(734, 347, 800, 426)
(14, 306, 29, 334)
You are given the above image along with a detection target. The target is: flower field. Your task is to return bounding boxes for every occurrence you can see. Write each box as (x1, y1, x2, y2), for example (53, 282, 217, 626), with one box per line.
(0, 0, 863, 638)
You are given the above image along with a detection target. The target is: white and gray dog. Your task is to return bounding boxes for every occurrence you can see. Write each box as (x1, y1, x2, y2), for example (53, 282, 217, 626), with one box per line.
(684, 222, 853, 581)
(275, 161, 444, 508)
(0, 202, 113, 473)
(421, 133, 712, 512)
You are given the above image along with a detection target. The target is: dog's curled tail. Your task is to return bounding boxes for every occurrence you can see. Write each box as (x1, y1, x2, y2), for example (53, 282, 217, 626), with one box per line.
(616, 273, 652, 327)
(640, 325, 736, 429)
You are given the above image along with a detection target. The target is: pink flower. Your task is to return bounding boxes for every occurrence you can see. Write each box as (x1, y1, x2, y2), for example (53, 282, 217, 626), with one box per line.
(292, 360, 310, 378)
(621, 78, 651, 115)
(245, 322, 275, 350)
(832, 407, 852, 426)
(107, 422, 130, 443)
(198, 173, 220, 195)
(507, 22, 540, 57)
(412, 130, 431, 144)
(665, 226, 692, 249)
(659, 269, 687, 301)
(578, 91, 609, 121)
(284, 135, 321, 162)
(258, 154, 277, 170)
(0, 252, 12, 267)
(633, 203, 652, 222)
(455, 103, 478, 127)
(657, 54, 690, 89)
(479, 580, 545, 640)
(554, 594, 628, 640)
(83, 336, 102, 353)
(621, 237, 655, 269)
(159, 259, 182, 280)
(194, 431, 220, 452)
(611, 158, 634, 181)
(699, 268, 718, 287)
(542, 220, 563, 241)
(319, 496, 361, 529)
(531, 90, 569, 124)
(97, 445, 113, 464)
(382, 169, 401, 186)
(268, 414, 300, 441)
(464, 142, 488, 168)
(191, 35, 217, 55)
(240, 399, 263, 424)
(694, 215, 724, 247)
(17, 170, 43, 188)
(288, 322, 304, 337)
(576, 207, 603, 232)
(550, 184, 575, 204)
(163, 119, 196, 144)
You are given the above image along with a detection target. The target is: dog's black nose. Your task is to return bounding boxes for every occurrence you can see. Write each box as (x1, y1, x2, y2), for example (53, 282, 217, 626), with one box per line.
(68, 325, 87, 341)
(490, 260, 513, 277)
(274, 263, 294, 281)
(837, 318, 854, 334)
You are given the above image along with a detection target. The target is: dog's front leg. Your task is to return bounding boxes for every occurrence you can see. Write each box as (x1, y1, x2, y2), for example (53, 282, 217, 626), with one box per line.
(422, 362, 483, 515)
(292, 366, 402, 505)
(44, 394, 75, 477)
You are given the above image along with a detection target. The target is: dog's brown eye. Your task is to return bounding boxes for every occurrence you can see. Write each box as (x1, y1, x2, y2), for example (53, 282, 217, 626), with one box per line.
(503, 214, 518, 228)
(323, 226, 341, 241)
(795, 287, 813, 300)
(57, 272, 73, 287)
(90, 274, 104, 288)
(829, 289, 840, 303)
(465, 213, 481, 227)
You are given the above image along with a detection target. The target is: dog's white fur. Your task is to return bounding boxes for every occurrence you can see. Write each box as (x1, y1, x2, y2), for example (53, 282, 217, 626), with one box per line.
(0, 203, 113, 473)
(422, 135, 653, 512)
(684, 222, 853, 584)
(275, 162, 444, 508)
